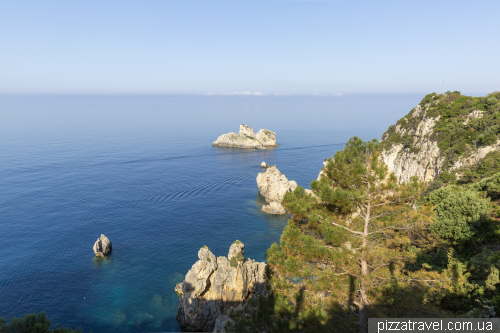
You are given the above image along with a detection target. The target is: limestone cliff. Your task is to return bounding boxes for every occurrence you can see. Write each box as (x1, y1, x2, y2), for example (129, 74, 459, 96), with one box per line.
(212, 125, 278, 149)
(381, 92, 500, 183)
(256, 166, 297, 214)
(176, 242, 268, 332)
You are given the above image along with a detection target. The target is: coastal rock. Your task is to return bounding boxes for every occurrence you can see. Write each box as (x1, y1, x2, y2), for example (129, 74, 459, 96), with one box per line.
(261, 161, 268, 168)
(212, 125, 279, 149)
(176, 242, 268, 332)
(256, 166, 297, 214)
(93, 234, 112, 257)
(175, 282, 184, 295)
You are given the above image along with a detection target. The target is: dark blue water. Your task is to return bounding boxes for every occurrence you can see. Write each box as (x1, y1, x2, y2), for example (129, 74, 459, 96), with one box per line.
(0, 94, 420, 332)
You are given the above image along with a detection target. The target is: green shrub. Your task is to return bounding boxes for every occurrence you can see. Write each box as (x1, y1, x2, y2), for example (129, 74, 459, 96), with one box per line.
(481, 134, 498, 146)
(429, 191, 490, 245)
(230, 257, 237, 268)
(0, 312, 82, 333)
(427, 185, 462, 206)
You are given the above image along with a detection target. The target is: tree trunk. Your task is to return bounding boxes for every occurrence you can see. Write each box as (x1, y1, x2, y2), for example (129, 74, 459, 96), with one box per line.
(359, 192, 370, 333)
(359, 257, 369, 333)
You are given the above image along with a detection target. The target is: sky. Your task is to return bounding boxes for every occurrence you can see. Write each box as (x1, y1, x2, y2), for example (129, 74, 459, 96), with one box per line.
(0, 0, 499, 95)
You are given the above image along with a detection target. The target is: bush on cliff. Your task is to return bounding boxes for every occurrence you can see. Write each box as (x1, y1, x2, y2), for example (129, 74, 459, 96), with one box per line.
(0, 312, 83, 333)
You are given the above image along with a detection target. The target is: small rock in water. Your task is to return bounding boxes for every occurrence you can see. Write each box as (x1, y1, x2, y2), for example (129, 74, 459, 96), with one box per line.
(261, 161, 268, 168)
(93, 234, 112, 257)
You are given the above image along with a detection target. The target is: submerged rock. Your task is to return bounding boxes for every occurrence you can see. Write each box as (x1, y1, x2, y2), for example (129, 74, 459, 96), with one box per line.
(262, 201, 287, 214)
(93, 234, 112, 257)
(176, 242, 268, 332)
(256, 165, 297, 215)
(212, 125, 278, 149)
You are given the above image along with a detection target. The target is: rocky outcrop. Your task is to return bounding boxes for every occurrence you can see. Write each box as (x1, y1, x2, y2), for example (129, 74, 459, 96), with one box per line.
(93, 234, 112, 257)
(212, 125, 278, 149)
(256, 166, 297, 214)
(261, 161, 268, 168)
(176, 242, 268, 332)
(382, 104, 499, 183)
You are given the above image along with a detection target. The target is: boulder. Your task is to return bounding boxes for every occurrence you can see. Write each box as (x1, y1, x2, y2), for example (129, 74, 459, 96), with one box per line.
(212, 125, 278, 149)
(93, 234, 112, 257)
(256, 166, 297, 214)
(261, 161, 268, 168)
(176, 242, 268, 332)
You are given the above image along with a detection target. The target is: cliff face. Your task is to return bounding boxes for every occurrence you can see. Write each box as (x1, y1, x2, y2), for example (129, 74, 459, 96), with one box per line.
(381, 105, 444, 183)
(175, 242, 267, 332)
(381, 92, 500, 183)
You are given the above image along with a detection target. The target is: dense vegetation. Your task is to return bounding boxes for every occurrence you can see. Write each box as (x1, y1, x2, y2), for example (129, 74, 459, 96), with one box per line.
(232, 136, 500, 333)
(382, 91, 500, 171)
(0, 312, 83, 333)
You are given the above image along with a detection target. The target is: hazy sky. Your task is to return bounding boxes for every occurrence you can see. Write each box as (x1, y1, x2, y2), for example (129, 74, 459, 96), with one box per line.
(1, 0, 499, 95)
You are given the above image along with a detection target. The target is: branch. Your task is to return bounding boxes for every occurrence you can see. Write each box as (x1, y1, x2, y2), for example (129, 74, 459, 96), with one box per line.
(372, 201, 396, 207)
(331, 221, 364, 235)
(369, 263, 391, 274)
(368, 224, 412, 235)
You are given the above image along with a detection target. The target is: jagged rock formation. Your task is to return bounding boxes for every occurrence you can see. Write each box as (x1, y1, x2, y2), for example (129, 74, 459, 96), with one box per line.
(256, 165, 297, 214)
(93, 234, 112, 257)
(381, 92, 500, 183)
(176, 242, 268, 332)
(212, 125, 278, 149)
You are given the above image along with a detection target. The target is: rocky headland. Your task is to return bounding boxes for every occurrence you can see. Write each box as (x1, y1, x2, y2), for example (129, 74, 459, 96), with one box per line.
(212, 124, 278, 149)
(380, 93, 500, 183)
(256, 165, 297, 214)
(175, 241, 268, 332)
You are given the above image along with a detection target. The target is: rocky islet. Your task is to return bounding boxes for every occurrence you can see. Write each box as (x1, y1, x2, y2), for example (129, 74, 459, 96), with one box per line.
(212, 124, 278, 149)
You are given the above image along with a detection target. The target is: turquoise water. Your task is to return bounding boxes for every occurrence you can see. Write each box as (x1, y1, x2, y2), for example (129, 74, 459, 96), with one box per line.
(0, 94, 420, 332)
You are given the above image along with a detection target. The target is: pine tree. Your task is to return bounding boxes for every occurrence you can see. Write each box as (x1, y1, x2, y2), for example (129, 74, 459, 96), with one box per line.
(281, 137, 423, 333)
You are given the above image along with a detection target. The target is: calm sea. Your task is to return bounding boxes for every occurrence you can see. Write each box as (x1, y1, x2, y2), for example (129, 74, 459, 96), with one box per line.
(0, 94, 420, 332)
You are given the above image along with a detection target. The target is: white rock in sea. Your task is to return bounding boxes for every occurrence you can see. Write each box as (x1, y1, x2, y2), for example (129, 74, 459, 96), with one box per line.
(261, 161, 268, 168)
(256, 165, 297, 215)
(93, 234, 112, 257)
(212, 125, 278, 149)
(176, 243, 268, 332)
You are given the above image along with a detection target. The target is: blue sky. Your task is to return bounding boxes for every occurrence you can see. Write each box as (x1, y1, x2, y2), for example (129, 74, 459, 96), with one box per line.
(1, 0, 499, 95)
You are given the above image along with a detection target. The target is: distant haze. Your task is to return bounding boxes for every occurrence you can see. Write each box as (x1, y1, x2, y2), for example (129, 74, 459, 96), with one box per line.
(0, 0, 499, 95)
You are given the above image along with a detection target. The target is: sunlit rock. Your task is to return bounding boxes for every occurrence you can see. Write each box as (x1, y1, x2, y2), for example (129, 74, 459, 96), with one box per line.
(93, 234, 112, 257)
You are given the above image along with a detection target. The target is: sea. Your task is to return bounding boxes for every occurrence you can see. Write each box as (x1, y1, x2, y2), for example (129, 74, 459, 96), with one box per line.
(0, 94, 421, 332)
